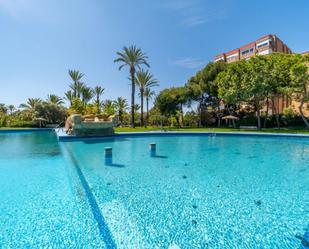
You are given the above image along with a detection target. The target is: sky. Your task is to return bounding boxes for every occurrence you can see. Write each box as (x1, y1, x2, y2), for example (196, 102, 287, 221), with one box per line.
(0, 0, 309, 107)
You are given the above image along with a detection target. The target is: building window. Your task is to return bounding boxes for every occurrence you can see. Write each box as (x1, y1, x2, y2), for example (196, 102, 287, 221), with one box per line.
(241, 48, 254, 55)
(226, 55, 238, 61)
(257, 39, 272, 49)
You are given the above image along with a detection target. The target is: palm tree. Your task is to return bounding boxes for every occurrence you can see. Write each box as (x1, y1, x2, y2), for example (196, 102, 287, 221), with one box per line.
(19, 98, 42, 111)
(81, 86, 94, 105)
(103, 100, 116, 117)
(134, 104, 140, 112)
(0, 104, 8, 114)
(114, 45, 150, 127)
(135, 69, 158, 127)
(8, 105, 15, 115)
(68, 70, 84, 98)
(113, 97, 128, 124)
(47, 94, 64, 105)
(144, 88, 156, 127)
(75, 82, 85, 99)
(64, 90, 74, 106)
(93, 86, 105, 113)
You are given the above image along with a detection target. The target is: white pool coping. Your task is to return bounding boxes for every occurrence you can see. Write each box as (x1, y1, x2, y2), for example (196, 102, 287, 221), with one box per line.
(54, 129, 309, 141)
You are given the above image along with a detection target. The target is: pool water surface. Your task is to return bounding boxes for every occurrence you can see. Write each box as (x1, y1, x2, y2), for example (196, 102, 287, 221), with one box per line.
(0, 131, 308, 248)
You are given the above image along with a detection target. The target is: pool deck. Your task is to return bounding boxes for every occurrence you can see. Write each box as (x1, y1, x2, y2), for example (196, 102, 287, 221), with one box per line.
(54, 128, 309, 141)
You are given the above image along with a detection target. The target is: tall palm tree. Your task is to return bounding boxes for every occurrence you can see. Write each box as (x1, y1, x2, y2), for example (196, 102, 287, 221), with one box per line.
(144, 88, 156, 127)
(47, 94, 64, 106)
(68, 70, 84, 98)
(135, 69, 158, 127)
(93, 86, 105, 113)
(113, 97, 128, 124)
(19, 98, 42, 111)
(74, 82, 85, 99)
(81, 86, 94, 105)
(114, 45, 150, 127)
(64, 90, 74, 106)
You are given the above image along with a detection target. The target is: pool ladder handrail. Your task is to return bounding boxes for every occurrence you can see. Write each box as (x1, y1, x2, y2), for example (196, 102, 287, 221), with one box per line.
(55, 121, 64, 132)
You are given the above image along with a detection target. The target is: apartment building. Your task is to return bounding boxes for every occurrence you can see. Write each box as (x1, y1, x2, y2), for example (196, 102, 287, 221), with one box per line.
(213, 34, 298, 115)
(214, 34, 292, 63)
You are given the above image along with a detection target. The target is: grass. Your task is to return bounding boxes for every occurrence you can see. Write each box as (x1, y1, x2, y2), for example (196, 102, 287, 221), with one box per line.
(1, 126, 309, 134)
(114, 126, 309, 134)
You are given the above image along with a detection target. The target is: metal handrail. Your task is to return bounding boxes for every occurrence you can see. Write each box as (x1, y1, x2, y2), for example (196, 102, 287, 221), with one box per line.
(55, 121, 64, 132)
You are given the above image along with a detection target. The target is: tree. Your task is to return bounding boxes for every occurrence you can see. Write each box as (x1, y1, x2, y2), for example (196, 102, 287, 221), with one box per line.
(69, 70, 84, 98)
(216, 61, 247, 127)
(0, 104, 8, 114)
(75, 82, 85, 99)
(155, 87, 189, 126)
(289, 55, 309, 129)
(183, 110, 199, 127)
(144, 88, 156, 127)
(47, 94, 64, 106)
(114, 45, 150, 127)
(135, 69, 158, 127)
(186, 61, 227, 127)
(81, 86, 94, 106)
(34, 102, 66, 124)
(267, 53, 294, 128)
(103, 100, 116, 117)
(19, 98, 42, 112)
(69, 98, 85, 115)
(113, 97, 128, 124)
(8, 105, 15, 115)
(93, 86, 104, 113)
(243, 56, 269, 130)
(64, 90, 74, 107)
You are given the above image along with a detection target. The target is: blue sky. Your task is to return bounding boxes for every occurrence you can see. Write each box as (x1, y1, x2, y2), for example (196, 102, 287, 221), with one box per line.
(1, 0, 309, 107)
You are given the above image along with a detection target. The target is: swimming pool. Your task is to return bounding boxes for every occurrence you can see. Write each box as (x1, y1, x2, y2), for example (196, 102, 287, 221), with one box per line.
(0, 131, 308, 248)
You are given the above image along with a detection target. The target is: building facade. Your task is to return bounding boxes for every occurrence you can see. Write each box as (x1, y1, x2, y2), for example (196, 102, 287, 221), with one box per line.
(214, 34, 296, 114)
(214, 34, 292, 63)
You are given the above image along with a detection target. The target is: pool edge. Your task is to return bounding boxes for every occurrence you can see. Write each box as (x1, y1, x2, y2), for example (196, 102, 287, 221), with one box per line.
(56, 130, 309, 141)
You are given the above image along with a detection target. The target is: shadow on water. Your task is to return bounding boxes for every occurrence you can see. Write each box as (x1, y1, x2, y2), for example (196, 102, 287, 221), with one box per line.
(150, 151, 168, 159)
(152, 155, 168, 159)
(27, 149, 61, 158)
(296, 224, 309, 248)
(104, 157, 125, 168)
(82, 137, 129, 144)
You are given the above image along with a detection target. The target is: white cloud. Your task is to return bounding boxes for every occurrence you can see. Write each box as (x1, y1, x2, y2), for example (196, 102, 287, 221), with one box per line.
(161, 0, 226, 27)
(183, 15, 207, 27)
(171, 58, 205, 69)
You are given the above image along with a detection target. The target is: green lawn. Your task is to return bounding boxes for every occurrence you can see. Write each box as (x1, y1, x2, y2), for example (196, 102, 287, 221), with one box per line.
(115, 126, 309, 134)
(1, 126, 309, 134)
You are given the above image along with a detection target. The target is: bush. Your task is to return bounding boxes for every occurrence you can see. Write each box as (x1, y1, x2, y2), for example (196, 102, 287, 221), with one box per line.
(34, 103, 67, 124)
(0, 114, 7, 127)
(183, 111, 199, 127)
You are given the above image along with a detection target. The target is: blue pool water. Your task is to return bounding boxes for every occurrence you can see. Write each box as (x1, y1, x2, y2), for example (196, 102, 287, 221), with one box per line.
(0, 131, 308, 248)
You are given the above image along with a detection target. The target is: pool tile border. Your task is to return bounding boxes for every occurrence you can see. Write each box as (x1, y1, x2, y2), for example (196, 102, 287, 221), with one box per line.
(56, 130, 309, 141)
